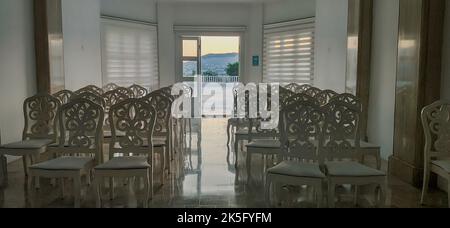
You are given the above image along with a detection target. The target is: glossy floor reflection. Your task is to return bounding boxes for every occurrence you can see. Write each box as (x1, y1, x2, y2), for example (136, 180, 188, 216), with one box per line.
(0, 119, 448, 208)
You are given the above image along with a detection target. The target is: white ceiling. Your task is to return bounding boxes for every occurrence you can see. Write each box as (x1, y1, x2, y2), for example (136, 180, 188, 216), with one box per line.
(156, 0, 283, 3)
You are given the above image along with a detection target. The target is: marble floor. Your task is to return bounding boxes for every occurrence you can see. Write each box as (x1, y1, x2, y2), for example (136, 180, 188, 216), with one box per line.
(0, 119, 448, 208)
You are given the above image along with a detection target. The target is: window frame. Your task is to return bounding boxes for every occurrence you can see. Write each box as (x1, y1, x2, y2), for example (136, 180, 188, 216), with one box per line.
(174, 26, 246, 83)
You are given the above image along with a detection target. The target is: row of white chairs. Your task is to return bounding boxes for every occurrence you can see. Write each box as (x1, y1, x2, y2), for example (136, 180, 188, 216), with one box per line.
(264, 96, 386, 207)
(0, 85, 184, 207)
(227, 83, 386, 207)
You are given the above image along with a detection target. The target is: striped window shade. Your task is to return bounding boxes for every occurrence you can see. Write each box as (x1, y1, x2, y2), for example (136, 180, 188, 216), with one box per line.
(101, 17, 159, 90)
(263, 18, 315, 85)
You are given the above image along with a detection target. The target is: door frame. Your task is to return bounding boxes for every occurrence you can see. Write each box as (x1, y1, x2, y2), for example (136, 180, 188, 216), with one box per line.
(174, 26, 246, 83)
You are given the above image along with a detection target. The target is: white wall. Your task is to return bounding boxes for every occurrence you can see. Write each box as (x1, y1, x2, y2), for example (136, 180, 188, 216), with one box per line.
(0, 0, 37, 162)
(157, 3, 176, 87)
(62, 0, 102, 90)
(314, 0, 348, 93)
(264, 0, 316, 24)
(100, 0, 157, 22)
(442, 1, 450, 100)
(172, 2, 251, 26)
(367, 0, 399, 160)
(246, 3, 263, 83)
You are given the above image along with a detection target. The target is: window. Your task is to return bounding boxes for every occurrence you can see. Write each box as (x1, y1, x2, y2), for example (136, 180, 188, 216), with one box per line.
(101, 17, 159, 90)
(263, 18, 315, 84)
(181, 37, 201, 77)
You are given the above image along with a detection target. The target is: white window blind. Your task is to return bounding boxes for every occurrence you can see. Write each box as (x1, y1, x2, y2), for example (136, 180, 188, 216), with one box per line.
(101, 17, 159, 90)
(263, 18, 315, 84)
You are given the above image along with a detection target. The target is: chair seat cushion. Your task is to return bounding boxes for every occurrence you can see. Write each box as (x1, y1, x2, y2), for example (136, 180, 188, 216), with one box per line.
(2, 139, 53, 149)
(267, 161, 325, 178)
(95, 156, 150, 170)
(246, 140, 280, 149)
(432, 160, 450, 173)
(110, 139, 166, 149)
(30, 157, 94, 171)
(235, 129, 249, 135)
(326, 161, 385, 177)
(359, 141, 380, 149)
(348, 140, 380, 149)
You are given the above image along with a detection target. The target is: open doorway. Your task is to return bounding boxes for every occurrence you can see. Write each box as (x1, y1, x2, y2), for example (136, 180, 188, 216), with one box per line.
(177, 34, 242, 117)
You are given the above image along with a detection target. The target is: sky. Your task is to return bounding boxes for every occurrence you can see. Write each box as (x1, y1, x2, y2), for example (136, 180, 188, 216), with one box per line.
(183, 36, 240, 57)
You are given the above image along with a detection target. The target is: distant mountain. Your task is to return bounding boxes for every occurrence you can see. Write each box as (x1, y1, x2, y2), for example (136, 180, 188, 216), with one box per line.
(183, 52, 239, 76)
(202, 53, 239, 60)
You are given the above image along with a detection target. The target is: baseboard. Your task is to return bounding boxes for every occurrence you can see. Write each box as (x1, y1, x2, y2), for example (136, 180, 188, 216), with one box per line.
(388, 155, 423, 187)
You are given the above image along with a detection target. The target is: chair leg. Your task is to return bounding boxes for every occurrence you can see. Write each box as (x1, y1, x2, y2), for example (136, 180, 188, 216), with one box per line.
(246, 151, 252, 184)
(378, 184, 387, 208)
(22, 155, 28, 177)
(161, 147, 168, 185)
(35, 176, 40, 190)
(149, 169, 154, 201)
(143, 174, 150, 208)
(420, 169, 431, 205)
(60, 178, 65, 199)
(234, 138, 239, 166)
(73, 176, 82, 208)
(86, 171, 91, 186)
(376, 154, 382, 170)
(27, 174, 33, 190)
(109, 177, 115, 200)
(316, 183, 323, 208)
(353, 185, 358, 206)
(227, 122, 232, 146)
(94, 176, 102, 208)
(188, 119, 192, 138)
(328, 180, 335, 208)
(265, 177, 271, 207)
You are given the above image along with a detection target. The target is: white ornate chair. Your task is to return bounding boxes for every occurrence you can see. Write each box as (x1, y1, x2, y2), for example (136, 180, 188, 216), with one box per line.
(265, 99, 327, 207)
(314, 90, 338, 107)
(333, 93, 382, 170)
(420, 100, 450, 207)
(0, 94, 60, 177)
(245, 117, 280, 183)
(284, 83, 312, 94)
(101, 90, 129, 145)
(72, 91, 106, 108)
(53, 90, 75, 105)
(304, 87, 322, 98)
(170, 84, 193, 155)
(144, 90, 173, 181)
(323, 99, 386, 208)
(246, 93, 319, 183)
(75, 85, 104, 96)
(129, 84, 149, 98)
(28, 98, 104, 208)
(113, 87, 134, 99)
(227, 87, 240, 146)
(94, 98, 156, 208)
(103, 83, 119, 92)
(232, 86, 258, 166)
